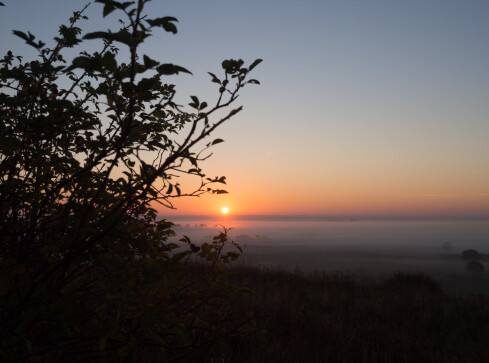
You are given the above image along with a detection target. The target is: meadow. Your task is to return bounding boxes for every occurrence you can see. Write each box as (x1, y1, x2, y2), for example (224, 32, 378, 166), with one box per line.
(168, 218, 489, 361)
(211, 265, 489, 362)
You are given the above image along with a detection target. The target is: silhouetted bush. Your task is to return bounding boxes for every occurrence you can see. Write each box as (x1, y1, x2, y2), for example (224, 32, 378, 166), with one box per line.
(0, 1, 261, 361)
(462, 249, 481, 260)
(466, 260, 485, 274)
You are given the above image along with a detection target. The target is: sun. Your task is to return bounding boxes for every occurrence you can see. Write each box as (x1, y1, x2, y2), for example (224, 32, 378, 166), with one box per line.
(221, 207, 229, 214)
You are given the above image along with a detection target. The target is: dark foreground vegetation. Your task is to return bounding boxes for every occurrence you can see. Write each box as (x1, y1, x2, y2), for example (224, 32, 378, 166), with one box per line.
(0, 0, 261, 361)
(212, 265, 489, 363)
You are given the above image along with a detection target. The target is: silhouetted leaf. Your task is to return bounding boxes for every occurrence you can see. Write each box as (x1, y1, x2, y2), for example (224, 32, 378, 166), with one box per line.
(146, 16, 178, 34)
(208, 72, 220, 84)
(156, 63, 192, 75)
(12, 30, 30, 43)
(103, 4, 116, 17)
(84, 29, 139, 46)
(67, 56, 102, 72)
(58, 25, 81, 46)
(179, 235, 191, 244)
(217, 176, 226, 184)
(211, 138, 224, 146)
(83, 31, 110, 40)
(95, 0, 134, 17)
(249, 58, 263, 71)
(143, 54, 159, 68)
(228, 107, 242, 117)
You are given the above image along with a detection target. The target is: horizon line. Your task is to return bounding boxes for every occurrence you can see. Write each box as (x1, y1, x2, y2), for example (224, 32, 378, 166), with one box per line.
(162, 213, 489, 222)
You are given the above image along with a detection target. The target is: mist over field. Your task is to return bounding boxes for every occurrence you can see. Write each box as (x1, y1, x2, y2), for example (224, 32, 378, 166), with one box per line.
(169, 216, 489, 294)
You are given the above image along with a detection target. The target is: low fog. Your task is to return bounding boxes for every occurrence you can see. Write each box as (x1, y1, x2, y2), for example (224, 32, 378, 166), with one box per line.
(170, 218, 489, 294)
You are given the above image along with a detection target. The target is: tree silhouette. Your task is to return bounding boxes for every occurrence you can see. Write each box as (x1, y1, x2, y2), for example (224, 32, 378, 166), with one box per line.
(461, 249, 481, 260)
(0, 0, 261, 360)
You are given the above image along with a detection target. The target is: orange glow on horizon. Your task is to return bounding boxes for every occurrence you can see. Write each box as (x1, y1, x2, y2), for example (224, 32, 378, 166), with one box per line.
(156, 186, 489, 217)
(154, 161, 489, 218)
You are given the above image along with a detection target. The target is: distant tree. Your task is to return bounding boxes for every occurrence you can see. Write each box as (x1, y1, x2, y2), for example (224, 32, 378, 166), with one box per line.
(0, 0, 261, 360)
(465, 261, 485, 274)
(461, 249, 481, 260)
(441, 241, 452, 251)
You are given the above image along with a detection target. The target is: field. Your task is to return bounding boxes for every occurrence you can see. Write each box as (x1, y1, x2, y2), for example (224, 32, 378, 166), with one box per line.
(169, 220, 489, 361)
(212, 263, 489, 362)
(238, 245, 489, 295)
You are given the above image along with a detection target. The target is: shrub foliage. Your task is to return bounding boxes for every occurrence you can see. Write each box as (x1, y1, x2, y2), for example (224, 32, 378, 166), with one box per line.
(0, 0, 260, 360)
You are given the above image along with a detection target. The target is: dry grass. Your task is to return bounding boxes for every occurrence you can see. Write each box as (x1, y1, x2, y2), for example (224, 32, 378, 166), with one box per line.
(211, 265, 489, 362)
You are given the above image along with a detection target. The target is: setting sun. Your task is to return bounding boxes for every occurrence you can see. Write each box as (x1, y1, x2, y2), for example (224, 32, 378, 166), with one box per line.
(221, 207, 229, 214)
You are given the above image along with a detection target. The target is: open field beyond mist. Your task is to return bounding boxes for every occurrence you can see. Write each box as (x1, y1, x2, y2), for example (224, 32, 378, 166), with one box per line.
(238, 247, 489, 295)
(172, 218, 489, 295)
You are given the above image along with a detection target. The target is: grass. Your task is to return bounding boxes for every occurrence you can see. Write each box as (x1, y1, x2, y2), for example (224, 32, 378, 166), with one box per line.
(211, 265, 489, 362)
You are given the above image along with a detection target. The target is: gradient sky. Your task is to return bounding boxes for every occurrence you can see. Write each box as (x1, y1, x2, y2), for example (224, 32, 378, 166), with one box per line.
(1, 0, 488, 217)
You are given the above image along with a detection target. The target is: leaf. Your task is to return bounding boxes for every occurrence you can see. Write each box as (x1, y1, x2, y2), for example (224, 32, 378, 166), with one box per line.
(156, 63, 192, 76)
(67, 56, 102, 72)
(216, 189, 228, 194)
(83, 31, 111, 40)
(249, 58, 263, 71)
(179, 235, 191, 244)
(208, 72, 221, 84)
(58, 25, 82, 46)
(217, 176, 226, 184)
(146, 17, 178, 34)
(103, 4, 116, 17)
(84, 29, 137, 46)
(166, 184, 173, 194)
(95, 0, 134, 17)
(247, 79, 260, 85)
(12, 30, 29, 42)
(190, 95, 199, 105)
(228, 107, 242, 117)
(211, 138, 224, 146)
(143, 54, 159, 68)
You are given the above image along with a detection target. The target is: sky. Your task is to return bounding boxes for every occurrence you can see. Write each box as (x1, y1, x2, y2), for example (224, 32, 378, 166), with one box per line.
(1, 0, 489, 218)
